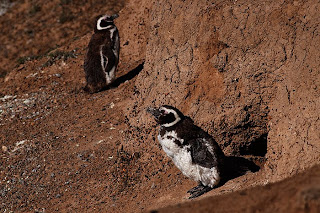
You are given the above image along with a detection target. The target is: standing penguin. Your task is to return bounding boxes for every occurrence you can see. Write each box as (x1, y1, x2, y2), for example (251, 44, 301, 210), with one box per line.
(84, 14, 120, 93)
(147, 105, 226, 199)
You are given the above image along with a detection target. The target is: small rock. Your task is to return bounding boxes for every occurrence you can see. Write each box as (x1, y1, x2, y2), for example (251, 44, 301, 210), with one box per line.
(16, 140, 27, 146)
(2, 146, 8, 152)
(151, 183, 156, 189)
(23, 99, 32, 105)
(97, 140, 104, 144)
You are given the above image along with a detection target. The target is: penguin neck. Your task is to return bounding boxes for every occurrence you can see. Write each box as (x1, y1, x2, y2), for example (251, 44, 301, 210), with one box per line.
(162, 117, 181, 128)
(95, 24, 116, 33)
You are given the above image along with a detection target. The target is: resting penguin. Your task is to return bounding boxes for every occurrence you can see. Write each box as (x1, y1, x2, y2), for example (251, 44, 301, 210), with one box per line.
(147, 105, 226, 199)
(84, 14, 120, 93)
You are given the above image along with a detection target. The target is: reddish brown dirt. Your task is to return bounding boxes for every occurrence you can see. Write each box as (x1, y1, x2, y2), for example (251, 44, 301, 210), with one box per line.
(0, 33, 203, 212)
(156, 164, 320, 213)
(0, 0, 124, 78)
(1, 0, 320, 213)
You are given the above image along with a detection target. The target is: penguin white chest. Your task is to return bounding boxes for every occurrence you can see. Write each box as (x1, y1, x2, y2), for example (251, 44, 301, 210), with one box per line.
(158, 131, 198, 180)
(157, 131, 183, 158)
(157, 131, 220, 187)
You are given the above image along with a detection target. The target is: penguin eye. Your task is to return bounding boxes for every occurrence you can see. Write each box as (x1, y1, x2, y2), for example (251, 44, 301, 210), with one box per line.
(100, 20, 110, 28)
(160, 109, 167, 115)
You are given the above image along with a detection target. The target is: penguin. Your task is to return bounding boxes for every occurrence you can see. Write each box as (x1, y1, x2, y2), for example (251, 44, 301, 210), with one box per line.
(147, 105, 226, 199)
(84, 14, 120, 93)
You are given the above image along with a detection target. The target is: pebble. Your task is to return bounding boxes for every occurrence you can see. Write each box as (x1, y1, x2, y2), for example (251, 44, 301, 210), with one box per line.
(2, 146, 8, 152)
(23, 99, 32, 105)
(97, 140, 104, 144)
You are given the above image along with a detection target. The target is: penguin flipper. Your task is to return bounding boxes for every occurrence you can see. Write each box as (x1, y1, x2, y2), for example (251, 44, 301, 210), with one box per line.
(99, 45, 109, 72)
(100, 43, 117, 83)
(190, 138, 219, 168)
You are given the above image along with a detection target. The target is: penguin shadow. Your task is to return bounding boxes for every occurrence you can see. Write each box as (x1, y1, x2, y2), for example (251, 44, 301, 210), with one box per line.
(78, 62, 145, 94)
(79, 61, 144, 94)
(220, 156, 260, 186)
(110, 62, 144, 88)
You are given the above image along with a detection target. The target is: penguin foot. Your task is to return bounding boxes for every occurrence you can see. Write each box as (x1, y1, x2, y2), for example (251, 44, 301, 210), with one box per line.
(188, 185, 212, 199)
(187, 183, 205, 194)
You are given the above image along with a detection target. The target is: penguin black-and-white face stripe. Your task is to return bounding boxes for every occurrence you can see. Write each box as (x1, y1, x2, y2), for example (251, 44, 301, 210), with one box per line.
(96, 14, 119, 31)
(160, 107, 181, 127)
(147, 105, 184, 127)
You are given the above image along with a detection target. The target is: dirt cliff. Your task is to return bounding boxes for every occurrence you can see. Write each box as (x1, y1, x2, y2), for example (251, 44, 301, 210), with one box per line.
(122, 0, 320, 182)
(0, 0, 319, 212)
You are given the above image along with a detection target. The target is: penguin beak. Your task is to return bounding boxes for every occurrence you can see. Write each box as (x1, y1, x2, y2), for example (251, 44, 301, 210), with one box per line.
(111, 14, 119, 20)
(146, 107, 161, 120)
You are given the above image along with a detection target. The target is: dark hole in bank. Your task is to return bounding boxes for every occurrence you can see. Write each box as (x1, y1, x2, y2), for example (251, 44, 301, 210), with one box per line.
(239, 133, 268, 157)
(220, 133, 268, 185)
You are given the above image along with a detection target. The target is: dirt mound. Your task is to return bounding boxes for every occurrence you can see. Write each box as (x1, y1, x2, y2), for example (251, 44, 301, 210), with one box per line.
(155, 164, 320, 213)
(0, 0, 320, 212)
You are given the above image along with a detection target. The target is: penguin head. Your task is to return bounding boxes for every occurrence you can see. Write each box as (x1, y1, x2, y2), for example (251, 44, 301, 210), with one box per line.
(95, 14, 119, 32)
(147, 105, 184, 127)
